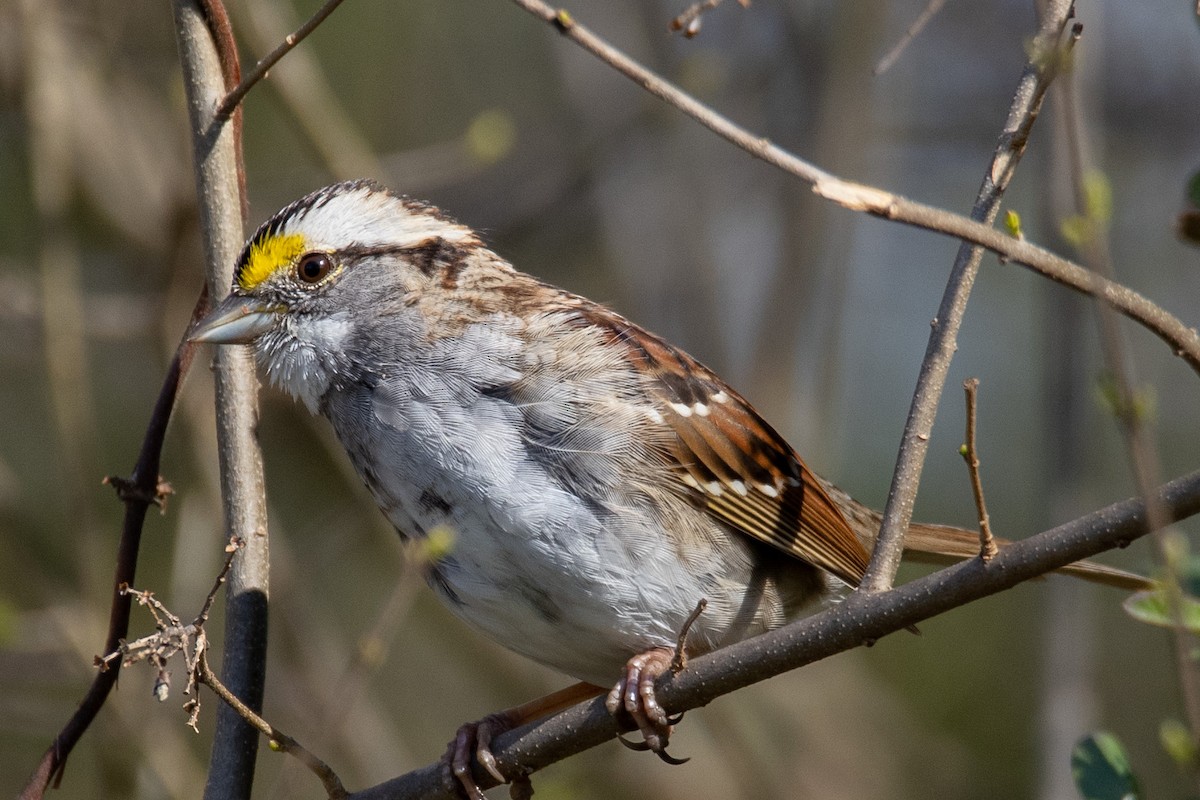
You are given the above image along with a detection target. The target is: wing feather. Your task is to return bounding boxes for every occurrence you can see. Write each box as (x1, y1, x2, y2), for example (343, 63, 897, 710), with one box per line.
(588, 308, 871, 588)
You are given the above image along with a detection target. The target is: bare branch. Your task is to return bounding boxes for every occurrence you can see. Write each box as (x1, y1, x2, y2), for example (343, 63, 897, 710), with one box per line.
(959, 378, 996, 560)
(668, 0, 749, 38)
(17, 291, 209, 800)
(195, 650, 348, 799)
(172, 1, 272, 797)
(815, 183, 1200, 375)
(874, 0, 949, 75)
(215, 0, 349, 119)
(862, 0, 1074, 590)
(349, 469, 1200, 800)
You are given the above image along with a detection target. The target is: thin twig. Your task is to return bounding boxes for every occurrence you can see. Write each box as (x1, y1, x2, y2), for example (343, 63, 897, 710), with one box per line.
(1051, 36, 1200, 780)
(959, 378, 996, 560)
(816, 182, 1200, 376)
(98, 538, 345, 797)
(669, 0, 749, 38)
(862, 0, 1076, 591)
(198, 536, 244, 624)
(215, 0, 349, 119)
(18, 289, 209, 800)
(195, 650, 349, 799)
(671, 598, 708, 673)
(874, 0, 949, 75)
(348, 469, 1200, 800)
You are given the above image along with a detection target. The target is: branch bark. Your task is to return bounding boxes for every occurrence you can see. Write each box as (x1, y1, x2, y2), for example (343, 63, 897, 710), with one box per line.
(351, 469, 1200, 800)
(172, 2, 270, 799)
(508, 0, 1200, 377)
(17, 296, 208, 800)
(863, 0, 1076, 590)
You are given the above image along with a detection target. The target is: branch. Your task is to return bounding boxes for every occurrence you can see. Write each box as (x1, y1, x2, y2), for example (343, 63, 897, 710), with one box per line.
(196, 650, 348, 799)
(215, 0, 349, 119)
(172, 2, 271, 798)
(17, 291, 209, 800)
(1051, 36, 1200, 774)
(812, 182, 1200, 376)
(506, 0, 1200, 379)
(959, 378, 996, 560)
(350, 469, 1200, 800)
(862, 0, 1077, 590)
(873, 0, 949, 76)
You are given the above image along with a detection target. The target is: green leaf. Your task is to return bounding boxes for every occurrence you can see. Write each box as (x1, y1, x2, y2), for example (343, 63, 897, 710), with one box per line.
(1071, 731, 1140, 800)
(1004, 209, 1023, 239)
(1123, 587, 1200, 633)
(1159, 719, 1198, 768)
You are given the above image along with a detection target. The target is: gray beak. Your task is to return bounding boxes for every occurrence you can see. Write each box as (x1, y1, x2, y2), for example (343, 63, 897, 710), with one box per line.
(190, 294, 283, 344)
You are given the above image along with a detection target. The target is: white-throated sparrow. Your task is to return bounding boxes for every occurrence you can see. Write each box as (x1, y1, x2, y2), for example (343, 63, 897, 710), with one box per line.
(191, 180, 1146, 797)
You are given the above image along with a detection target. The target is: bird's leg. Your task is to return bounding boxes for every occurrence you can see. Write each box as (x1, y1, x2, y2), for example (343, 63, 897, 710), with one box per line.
(606, 648, 691, 765)
(445, 681, 605, 800)
(608, 600, 706, 764)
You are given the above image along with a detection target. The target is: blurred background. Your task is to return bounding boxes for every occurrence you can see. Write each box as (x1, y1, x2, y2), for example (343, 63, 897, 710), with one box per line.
(2, 0, 1198, 797)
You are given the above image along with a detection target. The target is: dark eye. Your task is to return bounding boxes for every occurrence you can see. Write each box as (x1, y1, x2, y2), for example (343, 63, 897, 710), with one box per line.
(296, 252, 334, 284)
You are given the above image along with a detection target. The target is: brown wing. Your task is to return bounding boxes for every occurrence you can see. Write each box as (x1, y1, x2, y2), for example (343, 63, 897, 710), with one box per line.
(593, 310, 871, 588)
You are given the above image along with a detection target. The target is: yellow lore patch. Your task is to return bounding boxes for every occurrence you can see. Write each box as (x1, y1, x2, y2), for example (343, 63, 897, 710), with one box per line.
(237, 232, 307, 291)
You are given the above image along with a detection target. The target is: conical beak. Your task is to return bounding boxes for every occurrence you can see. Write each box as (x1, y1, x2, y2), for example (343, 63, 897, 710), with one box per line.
(190, 294, 283, 344)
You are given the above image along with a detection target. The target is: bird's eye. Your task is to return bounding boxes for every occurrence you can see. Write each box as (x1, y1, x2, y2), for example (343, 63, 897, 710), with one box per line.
(296, 252, 334, 284)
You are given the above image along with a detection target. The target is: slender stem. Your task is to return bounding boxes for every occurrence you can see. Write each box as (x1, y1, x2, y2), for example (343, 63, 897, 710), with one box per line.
(16, 293, 208, 800)
(874, 0, 949, 75)
(349, 469, 1200, 800)
(862, 0, 1077, 591)
(172, 2, 271, 798)
(196, 651, 348, 799)
(215, 0, 349, 118)
(960, 379, 996, 560)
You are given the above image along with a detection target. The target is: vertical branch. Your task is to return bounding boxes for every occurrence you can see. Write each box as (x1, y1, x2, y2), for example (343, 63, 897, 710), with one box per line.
(1051, 28, 1200, 773)
(959, 378, 997, 560)
(171, 2, 270, 799)
(859, 0, 1077, 592)
(17, 293, 208, 800)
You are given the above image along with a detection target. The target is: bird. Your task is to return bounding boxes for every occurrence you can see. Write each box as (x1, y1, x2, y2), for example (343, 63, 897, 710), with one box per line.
(190, 179, 1148, 798)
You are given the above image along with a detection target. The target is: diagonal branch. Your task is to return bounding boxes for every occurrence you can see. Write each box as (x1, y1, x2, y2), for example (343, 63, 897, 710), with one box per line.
(507, 0, 1200, 378)
(17, 291, 210, 800)
(215, 0, 349, 119)
(863, 0, 1077, 590)
(349, 469, 1200, 800)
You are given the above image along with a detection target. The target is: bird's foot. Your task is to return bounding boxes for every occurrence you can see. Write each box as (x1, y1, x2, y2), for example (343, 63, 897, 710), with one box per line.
(445, 711, 515, 800)
(605, 647, 689, 765)
(442, 682, 604, 799)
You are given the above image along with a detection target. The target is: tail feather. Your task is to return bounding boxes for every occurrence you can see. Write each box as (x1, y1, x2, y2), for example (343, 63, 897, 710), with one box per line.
(905, 522, 1152, 592)
(816, 476, 1152, 592)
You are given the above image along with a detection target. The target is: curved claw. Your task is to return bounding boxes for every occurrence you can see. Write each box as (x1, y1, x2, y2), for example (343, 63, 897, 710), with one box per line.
(444, 712, 515, 800)
(616, 732, 653, 751)
(607, 648, 683, 758)
(655, 748, 691, 766)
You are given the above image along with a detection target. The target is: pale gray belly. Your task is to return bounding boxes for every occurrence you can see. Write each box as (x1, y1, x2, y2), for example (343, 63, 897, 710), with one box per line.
(324, 385, 827, 685)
